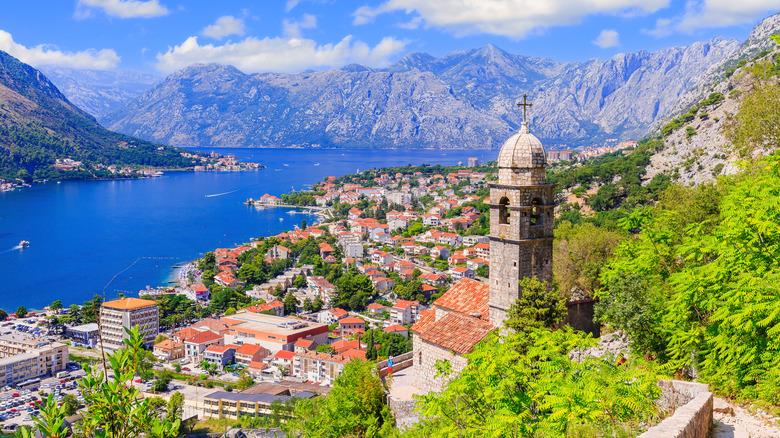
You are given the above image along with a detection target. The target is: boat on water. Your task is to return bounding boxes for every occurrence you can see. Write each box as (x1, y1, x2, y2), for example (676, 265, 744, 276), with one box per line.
(19, 240, 29, 248)
(314, 162, 320, 166)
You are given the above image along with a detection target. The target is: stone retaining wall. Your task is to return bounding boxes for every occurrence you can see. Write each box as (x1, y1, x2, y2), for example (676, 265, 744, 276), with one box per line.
(639, 380, 713, 438)
(388, 397, 420, 430)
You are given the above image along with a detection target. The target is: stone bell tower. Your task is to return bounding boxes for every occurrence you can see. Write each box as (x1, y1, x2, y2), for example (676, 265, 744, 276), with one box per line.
(488, 96, 556, 327)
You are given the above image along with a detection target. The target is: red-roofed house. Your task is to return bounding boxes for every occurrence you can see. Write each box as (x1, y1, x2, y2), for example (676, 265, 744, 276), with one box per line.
(366, 302, 388, 315)
(272, 349, 297, 370)
(294, 338, 318, 354)
(215, 271, 240, 288)
(267, 245, 291, 260)
(184, 330, 223, 362)
(339, 317, 365, 333)
(235, 344, 271, 366)
(319, 308, 348, 325)
(384, 324, 409, 338)
(390, 300, 419, 325)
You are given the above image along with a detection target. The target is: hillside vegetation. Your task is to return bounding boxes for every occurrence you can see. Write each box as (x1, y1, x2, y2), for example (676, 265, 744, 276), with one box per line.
(0, 50, 201, 182)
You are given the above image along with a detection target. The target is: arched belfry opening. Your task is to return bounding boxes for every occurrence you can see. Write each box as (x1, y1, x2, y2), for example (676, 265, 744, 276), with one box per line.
(498, 197, 510, 224)
(530, 198, 543, 226)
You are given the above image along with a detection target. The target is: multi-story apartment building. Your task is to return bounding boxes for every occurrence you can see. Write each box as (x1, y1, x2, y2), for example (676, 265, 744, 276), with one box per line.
(0, 341, 68, 385)
(100, 298, 159, 350)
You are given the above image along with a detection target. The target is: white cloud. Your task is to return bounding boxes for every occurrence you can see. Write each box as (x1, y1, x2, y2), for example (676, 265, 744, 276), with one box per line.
(646, 0, 779, 36)
(0, 30, 120, 70)
(76, 0, 168, 19)
(202, 16, 246, 40)
(353, 0, 670, 37)
(283, 14, 318, 38)
(285, 0, 300, 12)
(155, 35, 407, 74)
(593, 29, 620, 48)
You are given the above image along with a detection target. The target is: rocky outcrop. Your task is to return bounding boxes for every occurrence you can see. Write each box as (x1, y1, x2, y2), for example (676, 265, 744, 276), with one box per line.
(101, 40, 740, 149)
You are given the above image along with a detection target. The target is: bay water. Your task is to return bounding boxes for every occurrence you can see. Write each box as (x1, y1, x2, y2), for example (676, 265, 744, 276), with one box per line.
(0, 148, 484, 311)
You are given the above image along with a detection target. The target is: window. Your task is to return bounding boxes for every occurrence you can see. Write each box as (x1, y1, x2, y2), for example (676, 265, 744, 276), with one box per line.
(498, 197, 510, 224)
(530, 198, 543, 226)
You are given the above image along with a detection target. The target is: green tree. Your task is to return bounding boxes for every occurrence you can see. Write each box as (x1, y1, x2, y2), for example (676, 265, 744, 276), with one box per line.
(50, 300, 63, 311)
(316, 344, 335, 354)
(236, 371, 255, 390)
(173, 363, 182, 373)
(725, 73, 780, 157)
(0, 308, 7, 321)
(15, 306, 27, 319)
(284, 292, 299, 315)
(166, 392, 184, 424)
(287, 359, 395, 437)
(505, 277, 567, 333)
(554, 221, 625, 299)
(60, 394, 79, 416)
(408, 328, 660, 437)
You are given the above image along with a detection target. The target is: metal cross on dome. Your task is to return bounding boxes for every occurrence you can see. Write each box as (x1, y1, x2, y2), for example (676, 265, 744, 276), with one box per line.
(517, 94, 532, 122)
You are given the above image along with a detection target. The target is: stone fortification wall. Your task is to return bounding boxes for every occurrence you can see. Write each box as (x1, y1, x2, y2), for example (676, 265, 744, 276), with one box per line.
(639, 380, 713, 438)
(377, 351, 413, 378)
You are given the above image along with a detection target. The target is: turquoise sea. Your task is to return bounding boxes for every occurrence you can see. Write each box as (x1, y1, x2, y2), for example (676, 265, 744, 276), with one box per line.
(0, 148, 485, 310)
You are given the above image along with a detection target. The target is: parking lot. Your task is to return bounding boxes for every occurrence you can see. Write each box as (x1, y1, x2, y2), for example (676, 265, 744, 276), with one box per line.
(0, 363, 85, 431)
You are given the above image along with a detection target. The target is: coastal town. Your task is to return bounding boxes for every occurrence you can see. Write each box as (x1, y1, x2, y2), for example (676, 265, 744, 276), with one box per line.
(0, 155, 501, 432)
(0, 137, 640, 433)
(0, 150, 262, 193)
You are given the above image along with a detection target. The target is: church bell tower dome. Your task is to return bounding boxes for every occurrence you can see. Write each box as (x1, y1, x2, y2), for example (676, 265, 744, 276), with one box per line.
(497, 121, 547, 185)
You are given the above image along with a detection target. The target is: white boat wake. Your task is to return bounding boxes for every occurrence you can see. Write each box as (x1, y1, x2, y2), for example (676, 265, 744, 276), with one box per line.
(205, 188, 241, 198)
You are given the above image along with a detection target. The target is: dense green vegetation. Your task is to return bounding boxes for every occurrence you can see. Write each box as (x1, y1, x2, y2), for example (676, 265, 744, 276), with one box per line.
(0, 50, 204, 181)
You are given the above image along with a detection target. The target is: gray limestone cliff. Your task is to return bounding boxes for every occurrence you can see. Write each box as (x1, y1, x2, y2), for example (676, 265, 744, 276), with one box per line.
(100, 41, 739, 149)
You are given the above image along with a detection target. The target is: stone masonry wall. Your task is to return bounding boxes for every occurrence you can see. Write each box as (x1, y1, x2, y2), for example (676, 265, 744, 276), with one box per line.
(412, 336, 468, 393)
(639, 380, 713, 438)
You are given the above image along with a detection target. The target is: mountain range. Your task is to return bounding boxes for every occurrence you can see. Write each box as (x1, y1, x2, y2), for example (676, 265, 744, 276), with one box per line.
(17, 12, 780, 152)
(98, 39, 742, 150)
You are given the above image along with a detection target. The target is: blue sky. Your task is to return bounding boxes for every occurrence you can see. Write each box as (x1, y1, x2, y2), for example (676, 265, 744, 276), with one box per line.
(0, 0, 777, 76)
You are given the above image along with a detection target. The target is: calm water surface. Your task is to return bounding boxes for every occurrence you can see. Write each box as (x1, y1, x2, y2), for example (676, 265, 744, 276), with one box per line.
(0, 148, 485, 310)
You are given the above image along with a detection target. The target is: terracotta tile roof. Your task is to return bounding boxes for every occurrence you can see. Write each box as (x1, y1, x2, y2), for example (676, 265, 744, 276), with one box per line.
(236, 344, 266, 356)
(248, 361, 268, 370)
(154, 339, 181, 350)
(416, 312, 494, 355)
(432, 278, 489, 319)
(205, 344, 232, 353)
(332, 339, 360, 353)
(329, 308, 348, 318)
(294, 339, 314, 348)
(384, 324, 408, 333)
(274, 350, 297, 360)
(340, 317, 365, 325)
(194, 318, 230, 332)
(411, 308, 436, 333)
(341, 348, 367, 361)
(102, 297, 157, 310)
(175, 327, 199, 339)
(367, 303, 388, 310)
(185, 330, 221, 344)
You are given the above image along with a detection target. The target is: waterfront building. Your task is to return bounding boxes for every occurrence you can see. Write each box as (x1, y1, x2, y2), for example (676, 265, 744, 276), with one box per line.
(99, 298, 159, 350)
